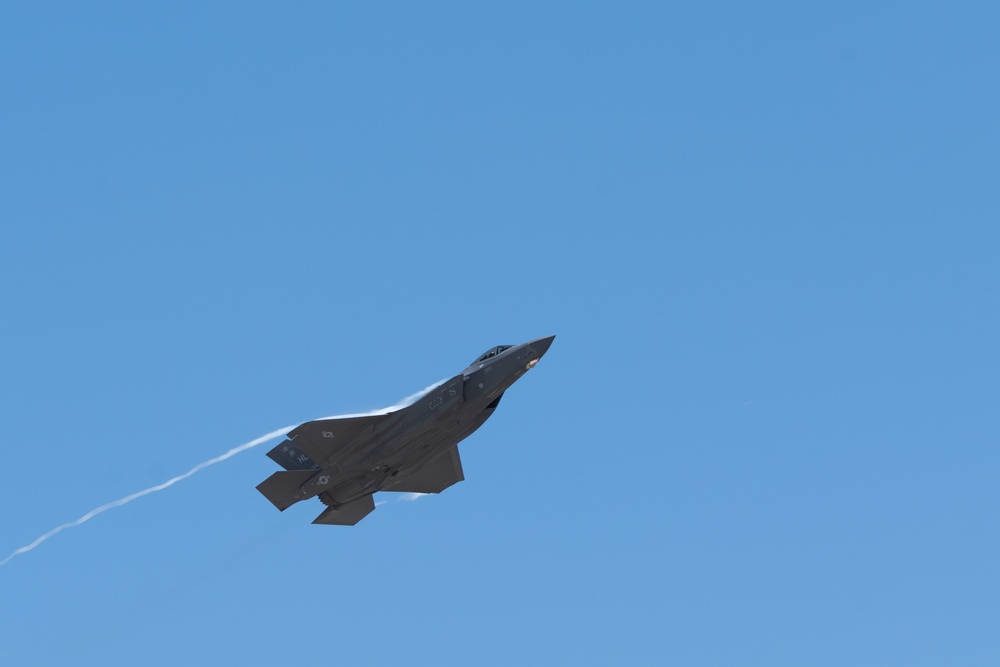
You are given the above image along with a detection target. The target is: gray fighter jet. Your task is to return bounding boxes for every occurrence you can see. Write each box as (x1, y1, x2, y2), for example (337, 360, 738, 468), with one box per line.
(257, 336, 555, 525)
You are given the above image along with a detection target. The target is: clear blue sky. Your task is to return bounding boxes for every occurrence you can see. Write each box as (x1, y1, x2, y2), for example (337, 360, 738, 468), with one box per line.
(2, 2, 998, 665)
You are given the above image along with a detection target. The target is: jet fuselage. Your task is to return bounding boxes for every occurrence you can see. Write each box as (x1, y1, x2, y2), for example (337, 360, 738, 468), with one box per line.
(256, 336, 554, 524)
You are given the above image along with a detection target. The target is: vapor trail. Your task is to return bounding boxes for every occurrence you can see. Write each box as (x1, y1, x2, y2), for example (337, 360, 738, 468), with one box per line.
(0, 425, 294, 567)
(1, 380, 448, 568)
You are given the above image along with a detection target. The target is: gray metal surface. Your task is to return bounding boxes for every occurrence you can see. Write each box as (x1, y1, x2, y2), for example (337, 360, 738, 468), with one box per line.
(256, 336, 555, 525)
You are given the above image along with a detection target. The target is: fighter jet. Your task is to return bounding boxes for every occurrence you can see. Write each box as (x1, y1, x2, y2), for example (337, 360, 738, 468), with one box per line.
(257, 336, 555, 525)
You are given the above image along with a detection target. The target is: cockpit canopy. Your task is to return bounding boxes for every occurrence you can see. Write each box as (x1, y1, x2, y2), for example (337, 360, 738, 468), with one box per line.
(472, 345, 514, 365)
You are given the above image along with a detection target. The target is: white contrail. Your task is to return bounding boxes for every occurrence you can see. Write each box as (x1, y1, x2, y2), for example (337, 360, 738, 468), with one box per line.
(0, 380, 448, 568)
(0, 425, 294, 567)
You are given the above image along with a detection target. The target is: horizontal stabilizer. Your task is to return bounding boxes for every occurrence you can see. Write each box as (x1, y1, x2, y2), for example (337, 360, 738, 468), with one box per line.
(313, 494, 376, 525)
(256, 470, 315, 511)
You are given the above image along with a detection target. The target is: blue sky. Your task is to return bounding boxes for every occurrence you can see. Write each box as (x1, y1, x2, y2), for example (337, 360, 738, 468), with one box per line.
(1, 2, 998, 665)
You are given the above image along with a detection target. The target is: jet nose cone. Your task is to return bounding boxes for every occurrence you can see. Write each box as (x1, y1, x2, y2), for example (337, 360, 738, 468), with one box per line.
(529, 335, 556, 358)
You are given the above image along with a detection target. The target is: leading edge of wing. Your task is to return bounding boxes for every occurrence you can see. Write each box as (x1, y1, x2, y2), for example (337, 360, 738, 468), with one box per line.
(279, 378, 460, 467)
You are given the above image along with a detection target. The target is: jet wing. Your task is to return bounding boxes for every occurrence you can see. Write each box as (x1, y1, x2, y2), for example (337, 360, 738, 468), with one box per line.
(387, 445, 465, 494)
(274, 414, 389, 468)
